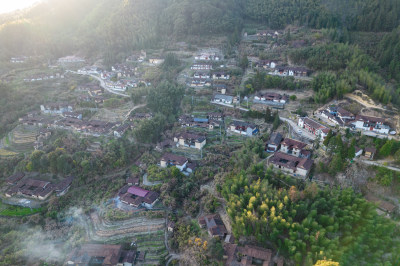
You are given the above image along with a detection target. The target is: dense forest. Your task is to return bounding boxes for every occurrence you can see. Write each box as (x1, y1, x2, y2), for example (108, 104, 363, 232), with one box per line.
(220, 142, 400, 265)
(1, 0, 399, 61)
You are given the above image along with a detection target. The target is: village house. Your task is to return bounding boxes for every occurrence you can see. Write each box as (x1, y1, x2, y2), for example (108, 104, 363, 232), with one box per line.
(254, 92, 288, 104)
(126, 50, 147, 62)
(266, 132, 283, 152)
(268, 152, 313, 177)
(10, 56, 28, 63)
(280, 138, 310, 158)
(198, 214, 228, 239)
(327, 105, 355, 121)
(355, 146, 363, 158)
(257, 30, 281, 38)
(208, 112, 224, 121)
(40, 103, 73, 115)
(6, 178, 54, 200)
(174, 132, 206, 150)
(191, 63, 213, 70)
(6, 172, 25, 185)
(160, 153, 188, 171)
(193, 72, 210, 79)
(320, 105, 355, 126)
(364, 147, 377, 160)
(120, 186, 159, 209)
(113, 123, 133, 138)
(212, 72, 230, 80)
(130, 112, 153, 121)
(320, 110, 345, 126)
(270, 66, 309, 77)
(213, 94, 234, 105)
(66, 244, 135, 266)
(78, 66, 102, 75)
(257, 60, 277, 69)
(298, 117, 330, 140)
(365, 194, 397, 215)
(54, 176, 74, 196)
(149, 58, 164, 65)
(224, 244, 277, 266)
(189, 78, 212, 88)
(63, 112, 82, 120)
(195, 53, 220, 61)
(352, 115, 390, 134)
(213, 83, 228, 94)
(57, 55, 85, 64)
(126, 175, 140, 186)
(229, 121, 259, 137)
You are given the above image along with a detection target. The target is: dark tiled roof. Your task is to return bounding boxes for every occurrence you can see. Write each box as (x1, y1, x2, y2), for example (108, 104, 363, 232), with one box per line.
(281, 138, 307, 150)
(55, 176, 74, 192)
(267, 132, 283, 146)
(6, 172, 25, 184)
(161, 153, 188, 166)
(270, 152, 313, 171)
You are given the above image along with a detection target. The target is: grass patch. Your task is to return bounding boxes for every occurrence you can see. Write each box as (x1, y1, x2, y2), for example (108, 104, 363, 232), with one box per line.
(0, 202, 42, 216)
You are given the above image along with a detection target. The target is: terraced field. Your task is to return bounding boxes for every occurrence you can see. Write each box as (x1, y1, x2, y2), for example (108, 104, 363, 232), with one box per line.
(8, 125, 38, 152)
(88, 210, 167, 265)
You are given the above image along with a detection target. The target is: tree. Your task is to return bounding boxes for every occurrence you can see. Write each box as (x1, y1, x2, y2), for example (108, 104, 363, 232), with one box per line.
(347, 145, 355, 159)
(265, 107, 272, 122)
(239, 55, 249, 70)
(323, 130, 333, 146)
(273, 112, 280, 130)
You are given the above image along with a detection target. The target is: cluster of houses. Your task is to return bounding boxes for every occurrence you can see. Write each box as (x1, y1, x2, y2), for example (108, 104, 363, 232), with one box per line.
(254, 92, 289, 109)
(229, 120, 259, 137)
(178, 113, 223, 130)
(5, 173, 74, 200)
(318, 105, 393, 135)
(126, 50, 147, 63)
(66, 243, 143, 266)
(267, 133, 314, 177)
(20, 112, 130, 138)
(23, 72, 65, 82)
(10, 56, 29, 63)
(269, 66, 309, 77)
(58, 55, 85, 64)
(195, 52, 220, 61)
(212, 94, 239, 105)
(77, 84, 105, 103)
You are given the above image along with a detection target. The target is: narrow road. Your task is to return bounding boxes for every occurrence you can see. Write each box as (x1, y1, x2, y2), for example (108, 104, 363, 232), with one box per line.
(67, 70, 130, 97)
(166, 254, 181, 266)
(280, 117, 316, 141)
(123, 104, 146, 122)
(358, 159, 400, 172)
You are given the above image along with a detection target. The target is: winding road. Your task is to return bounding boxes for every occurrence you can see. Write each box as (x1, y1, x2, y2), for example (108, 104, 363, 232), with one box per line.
(67, 70, 130, 97)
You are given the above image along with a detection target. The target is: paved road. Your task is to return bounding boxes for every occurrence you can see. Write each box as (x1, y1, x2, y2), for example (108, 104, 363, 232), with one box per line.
(68, 70, 130, 97)
(358, 159, 400, 172)
(361, 130, 398, 140)
(280, 117, 316, 141)
(123, 104, 146, 123)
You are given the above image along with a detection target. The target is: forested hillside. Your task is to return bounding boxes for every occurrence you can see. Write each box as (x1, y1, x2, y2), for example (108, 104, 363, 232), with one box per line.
(243, 0, 400, 31)
(1, 0, 399, 61)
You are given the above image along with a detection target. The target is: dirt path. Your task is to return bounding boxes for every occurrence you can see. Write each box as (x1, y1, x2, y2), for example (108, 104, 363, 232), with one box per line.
(344, 91, 385, 111)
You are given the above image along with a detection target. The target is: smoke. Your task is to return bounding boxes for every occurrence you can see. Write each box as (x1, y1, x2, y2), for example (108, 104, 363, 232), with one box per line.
(20, 207, 89, 263)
